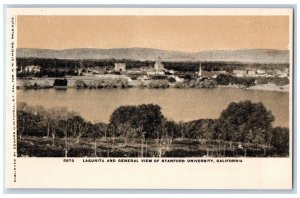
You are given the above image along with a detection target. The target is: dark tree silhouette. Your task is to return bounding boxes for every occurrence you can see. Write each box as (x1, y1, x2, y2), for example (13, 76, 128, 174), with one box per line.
(109, 104, 164, 140)
(215, 100, 275, 144)
(270, 127, 289, 156)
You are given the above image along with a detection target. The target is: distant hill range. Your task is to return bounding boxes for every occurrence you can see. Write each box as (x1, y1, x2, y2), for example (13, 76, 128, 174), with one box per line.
(17, 48, 289, 64)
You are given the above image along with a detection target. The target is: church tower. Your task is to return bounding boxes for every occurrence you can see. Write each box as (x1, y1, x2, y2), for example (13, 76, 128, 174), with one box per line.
(154, 56, 164, 71)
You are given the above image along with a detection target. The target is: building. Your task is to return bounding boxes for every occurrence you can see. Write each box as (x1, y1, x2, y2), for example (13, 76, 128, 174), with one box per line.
(24, 65, 41, 73)
(147, 57, 165, 75)
(198, 63, 202, 77)
(273, 69, 285, 77)
(215, 71, 228, 74)
(174, 75, 184, 82)
(94, 74, 132, 82)
(77, 68, 83, 76)
(233, 70, 247, 77)
(256, 69, 266, 76)
(247, 70, 256, 77)
(114, 63, 126, 72)
(154, 56, 164, 71)
(169, 70, 175, 74)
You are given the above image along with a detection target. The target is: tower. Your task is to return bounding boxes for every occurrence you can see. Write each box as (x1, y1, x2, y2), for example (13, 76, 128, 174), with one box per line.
(154, 56, 164, 71)
(198, 63, 202, 77)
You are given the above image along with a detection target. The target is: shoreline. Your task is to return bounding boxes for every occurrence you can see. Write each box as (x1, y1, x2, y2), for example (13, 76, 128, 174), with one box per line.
(17, 77, 290, 92)
(217, 84, 289, 92)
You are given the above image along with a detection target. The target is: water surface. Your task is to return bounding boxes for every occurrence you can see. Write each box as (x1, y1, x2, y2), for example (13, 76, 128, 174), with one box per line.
(17, 88, 289, 127)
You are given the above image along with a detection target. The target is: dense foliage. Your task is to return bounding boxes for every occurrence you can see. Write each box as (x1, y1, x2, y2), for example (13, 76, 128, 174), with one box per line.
(17, 100, 289, 157)
(53, 79, 68, 86)
(17, 57, 289, 78)
(215, 74, 255, 87)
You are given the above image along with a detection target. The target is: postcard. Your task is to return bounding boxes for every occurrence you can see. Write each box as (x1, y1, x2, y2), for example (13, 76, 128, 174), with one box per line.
(5, 7, 293, 189)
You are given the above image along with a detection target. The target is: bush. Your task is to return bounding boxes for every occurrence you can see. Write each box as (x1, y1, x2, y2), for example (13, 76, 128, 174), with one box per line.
(271, 127, 289, 156)
(271, 77, 289, 86)
(216, 74, 234, 85)
(197, 79, 216, 88)
(74, 78, 131, 89)
(53, 78, 68, 86)
(174, 82, 188, 88)
(18, 141, 64, 157)
(147, 80, 169, 89)
(68, 146, 94, 157)
(165, 149, 207, 157)
(256, 77, 269, 84)
(168, 77, 176, 83)
(233, 77, 255, 87)
(74, 80, 87, 88)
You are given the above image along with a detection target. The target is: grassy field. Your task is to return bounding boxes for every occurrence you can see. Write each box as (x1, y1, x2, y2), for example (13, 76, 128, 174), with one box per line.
(17, 136, 282, 158)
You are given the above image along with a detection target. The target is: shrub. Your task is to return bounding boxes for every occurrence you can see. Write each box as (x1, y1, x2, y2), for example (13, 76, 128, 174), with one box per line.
(216, 74, 234, 85)
(256, 77, 269, 84)
(147, 80, 169, 89)
(53, 78, 68, 86)
(271, 77, 289, 86)
(74, 80, 87, 88)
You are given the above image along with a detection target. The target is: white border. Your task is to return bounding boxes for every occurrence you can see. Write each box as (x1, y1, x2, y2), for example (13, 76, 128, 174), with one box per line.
(0, 1, 299, 197)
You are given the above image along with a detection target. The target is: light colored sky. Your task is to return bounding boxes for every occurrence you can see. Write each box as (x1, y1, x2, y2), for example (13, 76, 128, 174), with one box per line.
(17, 16, 289, 52)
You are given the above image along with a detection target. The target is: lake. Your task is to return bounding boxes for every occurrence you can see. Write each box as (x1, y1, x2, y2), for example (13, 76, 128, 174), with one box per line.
(17, 88, 290, 127)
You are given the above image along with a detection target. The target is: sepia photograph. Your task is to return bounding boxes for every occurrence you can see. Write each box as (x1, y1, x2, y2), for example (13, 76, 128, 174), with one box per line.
(15, 15, 290, 158)
(5, 7, 294, 189)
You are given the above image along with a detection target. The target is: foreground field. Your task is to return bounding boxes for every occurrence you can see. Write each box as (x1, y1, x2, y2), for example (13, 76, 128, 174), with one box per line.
(17, 136, 286, 158)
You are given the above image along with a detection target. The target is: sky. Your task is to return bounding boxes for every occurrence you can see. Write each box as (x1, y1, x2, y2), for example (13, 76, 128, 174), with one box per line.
(17, 16, 289, 52)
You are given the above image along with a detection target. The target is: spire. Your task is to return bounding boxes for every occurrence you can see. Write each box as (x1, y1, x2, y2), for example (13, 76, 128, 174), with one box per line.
(198, 63, 202, 77)
(154, 56, 164, 71)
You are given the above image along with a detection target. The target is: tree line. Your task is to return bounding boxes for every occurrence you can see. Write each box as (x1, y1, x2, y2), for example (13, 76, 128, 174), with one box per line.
(17, 101, 289, 157)
(17, 57, 289, 77)
(216, 74, 289, 87)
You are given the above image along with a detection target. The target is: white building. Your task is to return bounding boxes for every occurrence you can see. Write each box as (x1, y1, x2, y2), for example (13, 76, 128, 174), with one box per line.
(215, 71, 228, 74)
(114, 63, 126, 72)
(147, 70, 165, 75)
(94, 74, 132, 81)
(256, 69, 266, 76)
(283, 68, 289, 76)
(147, 57, 165, 75)
(24, 65, 41, 73)
(154, 57, 164, 71)
(233, 70, 247, 77)
(174, 75, 184, 82)
(169, 70, 175, 74)
(247, 70, 256, 77)
(273, 69, 286, 77)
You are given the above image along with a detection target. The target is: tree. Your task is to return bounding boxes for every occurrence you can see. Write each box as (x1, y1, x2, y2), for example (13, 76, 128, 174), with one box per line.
(17, 111, 32, 140)
(68, 116, 86, 143)
(53, 78, 68, 86)
(116, 123, 141, 144)
(17, 107, 45, 139)
(109, 104, 164, 140)
(215, 74, 234, 85)
(58, 119, 71, 157)
(270, 127, 289, 156)
(215, 100, 274, 144)
(48, 107, 69, 146)
(164, 120, 177, 142)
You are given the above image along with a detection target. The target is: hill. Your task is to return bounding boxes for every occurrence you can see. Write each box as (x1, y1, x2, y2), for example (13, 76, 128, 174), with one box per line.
(17, 48, 289, 64)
